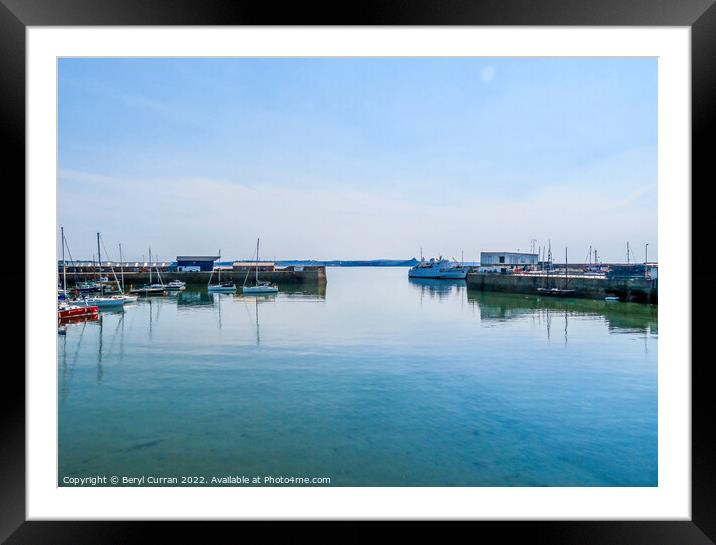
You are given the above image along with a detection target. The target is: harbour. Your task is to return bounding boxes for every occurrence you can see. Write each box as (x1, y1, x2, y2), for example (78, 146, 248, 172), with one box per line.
(58, 267, 657, 486)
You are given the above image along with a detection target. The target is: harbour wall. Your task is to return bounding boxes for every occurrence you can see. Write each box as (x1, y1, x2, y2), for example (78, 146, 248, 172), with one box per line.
(65, 267, 327, 286)
(466, 273, 657, 304)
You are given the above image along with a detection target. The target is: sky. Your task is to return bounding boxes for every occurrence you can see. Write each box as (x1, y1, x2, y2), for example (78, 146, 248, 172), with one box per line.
(58, 58, 657, 263)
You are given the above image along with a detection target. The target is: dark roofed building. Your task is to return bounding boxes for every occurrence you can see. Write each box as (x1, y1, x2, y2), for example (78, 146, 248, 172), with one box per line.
(176, 255, 220, 272)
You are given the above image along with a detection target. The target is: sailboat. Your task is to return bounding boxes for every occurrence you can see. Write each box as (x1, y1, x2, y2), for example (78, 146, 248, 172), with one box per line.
(117, 243, 139, 302)
(78, 233, 125, 308)
(208, 254, 236, 292)
(130, 248, 167, 295)
(242, 238, 278, 294)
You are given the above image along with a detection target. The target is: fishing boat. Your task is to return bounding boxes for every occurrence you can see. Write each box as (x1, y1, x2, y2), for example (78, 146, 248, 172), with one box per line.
(408, 255, 468, 279)
(243, 238, 278, 294)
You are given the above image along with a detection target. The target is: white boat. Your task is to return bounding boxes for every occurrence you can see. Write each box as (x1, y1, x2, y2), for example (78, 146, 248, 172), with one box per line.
(243, 238, 279, 294)
(121, 294, 139, 303)
(208, 281, 237, 293)
(79, 295, 125, 308)
(165, 280, 187, 291)
(208, 262, 236, 292)
(243, 283, 278, 294)
(408, 256, 469, 279)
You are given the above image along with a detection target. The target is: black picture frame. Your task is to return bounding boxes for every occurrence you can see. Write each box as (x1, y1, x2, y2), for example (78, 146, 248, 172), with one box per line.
(3, 1, 713, 542)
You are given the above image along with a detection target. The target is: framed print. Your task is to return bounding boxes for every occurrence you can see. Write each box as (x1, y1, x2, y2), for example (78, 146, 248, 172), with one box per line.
(3, 0, 714, 543)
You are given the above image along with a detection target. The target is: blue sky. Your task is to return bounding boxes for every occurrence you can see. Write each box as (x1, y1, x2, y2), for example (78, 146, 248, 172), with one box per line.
(58, 58, 657, 262)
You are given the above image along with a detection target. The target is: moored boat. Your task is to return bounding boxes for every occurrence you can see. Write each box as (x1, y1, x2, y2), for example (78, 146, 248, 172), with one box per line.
(408, 256, 468, 279)
(242, 238, 279, 294)
(208, 257, 236, 292)
(129, 285, 167, 296)
(58, 302, 100, 321)
(165, 280, 187, 291)
(208, 281, 237, 293)
(78, 295, 125, 308)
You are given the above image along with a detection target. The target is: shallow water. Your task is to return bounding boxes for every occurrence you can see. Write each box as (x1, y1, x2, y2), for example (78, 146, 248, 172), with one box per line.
(58, 267, 657, 486)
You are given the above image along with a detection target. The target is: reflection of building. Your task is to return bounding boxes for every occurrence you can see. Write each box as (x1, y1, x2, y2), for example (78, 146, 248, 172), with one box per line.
(479, 252, 538, 274)
(233, 261, 275, 272)
(176, 290, 215, 307)
(176, 255, 220, 272)
(467, 290, 657, 333)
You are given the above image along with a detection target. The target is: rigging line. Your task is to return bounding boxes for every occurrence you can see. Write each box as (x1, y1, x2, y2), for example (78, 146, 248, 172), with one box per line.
(62, 234, 81, 283)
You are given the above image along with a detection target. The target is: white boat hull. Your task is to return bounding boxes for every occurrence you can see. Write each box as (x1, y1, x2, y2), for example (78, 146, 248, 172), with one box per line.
(408, 267, 468, 279)
(242, 286, 279, 294)
(80, 297, 125, 308)
(208, 285, 237, 292)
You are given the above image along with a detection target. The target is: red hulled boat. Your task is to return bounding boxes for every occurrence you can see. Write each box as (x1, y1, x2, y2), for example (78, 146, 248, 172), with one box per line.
(58, 303, 100, 321)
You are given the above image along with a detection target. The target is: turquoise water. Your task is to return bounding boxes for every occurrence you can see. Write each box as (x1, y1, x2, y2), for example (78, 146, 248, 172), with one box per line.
(58, 267, 658, 486)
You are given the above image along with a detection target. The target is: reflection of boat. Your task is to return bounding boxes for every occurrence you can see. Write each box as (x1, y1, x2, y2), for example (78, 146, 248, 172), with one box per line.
(243, 238, 278, 294)
(408, 256, 468, 279)
(409, 277, 466, 298)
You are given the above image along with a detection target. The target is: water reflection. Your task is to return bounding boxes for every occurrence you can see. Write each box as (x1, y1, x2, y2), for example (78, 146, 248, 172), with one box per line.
(467, 290, 658, 335)
(409, 278, 466, 300)
(58, 268, 657, 486)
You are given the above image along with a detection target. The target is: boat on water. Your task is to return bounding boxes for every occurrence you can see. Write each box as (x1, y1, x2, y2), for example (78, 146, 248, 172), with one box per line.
(243, 238, 278, 294)
(536, 287, 576, 297)
(76, 281, 103, 293)
(58, 302, 100, 321)
(130, 247, 169, 295)
(605, 295, 621, 301)
(408, 256, 469, 279)
(78, 295, 125, 308)
(130, 285, 167, 296)
(208, 260, 236, 292)
(208, 281, 237, 293)
(165, 279, 187, 291)
(536, 248, 575, 297)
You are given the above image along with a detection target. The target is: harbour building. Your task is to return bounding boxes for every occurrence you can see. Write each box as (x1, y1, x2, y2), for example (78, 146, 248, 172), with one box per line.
(175, 255, 220, 272)
(233, 261, 276, 272)
(479, 252, 539, 274)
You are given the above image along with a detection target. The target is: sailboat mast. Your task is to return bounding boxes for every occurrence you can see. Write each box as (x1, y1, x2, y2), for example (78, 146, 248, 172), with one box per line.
(565, 247, 568, 288)
(119, 243, 124, 292)
(97, 232, 102, 279)
(256, 238, 260, 283)
(149, 248, 152, 284)
(61, 226, 67, 296)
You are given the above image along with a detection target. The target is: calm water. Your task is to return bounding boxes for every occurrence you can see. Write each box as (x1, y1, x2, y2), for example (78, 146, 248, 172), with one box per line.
(58, 267, 658, 486)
